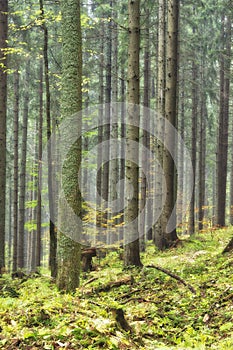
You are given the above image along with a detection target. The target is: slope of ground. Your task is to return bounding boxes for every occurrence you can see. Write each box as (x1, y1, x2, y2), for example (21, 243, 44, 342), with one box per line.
(0, 228, 233, 349)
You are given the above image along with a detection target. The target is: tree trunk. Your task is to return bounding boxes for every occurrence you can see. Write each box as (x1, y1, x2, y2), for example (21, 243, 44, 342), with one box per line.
(140, 10, 150, 252)
(198, 75, 207, 231)
(188, 57, 198, 235)
(101, 7, 112, 239)
(0, 0, 8, 274)
(216, 15, 231, 227)
(109, 4, 119, 244)
(119, 67, 125, 241)
(57, 0, 82, 292)
(18, 61, 30, 269)
(36, 59, 43, 268)
(124, 0, 142, 267)
(13, 70, 19, 272)
(161, 0, 179, 247)
(96, 23, 104, 239)
(154, 0, 166, 249)
(177, 68, 185, 227)
(39, 0, 57, 277)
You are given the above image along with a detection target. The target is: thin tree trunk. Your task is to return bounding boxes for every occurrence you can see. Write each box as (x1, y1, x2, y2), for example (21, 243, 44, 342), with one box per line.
(198, 77, 207, 231)
(13, 70, 19, 272)
(0, 0, 8, 274)
(40, 0, 57, 277)
(102, 7, 112, 239)
(177, 68, 185, 227)
(36, 59, 43, 268)
(154, 0, 166, 249)
(188, 57, 198, 235)
(140, 11, 150, 252)
(96, 23, 104, 239)
(8, 180, 12, 272)
(216, 15, 231, 227)
(109, 5, 119, 244)
(119, 67, 126, 241)
(230, 118, 233, 225)
(18, 61, 30, 269)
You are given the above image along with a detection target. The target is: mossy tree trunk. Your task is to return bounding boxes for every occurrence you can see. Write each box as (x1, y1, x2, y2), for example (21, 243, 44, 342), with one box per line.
(56, 0, 82, 292)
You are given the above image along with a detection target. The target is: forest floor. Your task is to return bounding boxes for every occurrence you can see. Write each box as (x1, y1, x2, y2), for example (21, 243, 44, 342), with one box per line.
(0, 228, 233, 350)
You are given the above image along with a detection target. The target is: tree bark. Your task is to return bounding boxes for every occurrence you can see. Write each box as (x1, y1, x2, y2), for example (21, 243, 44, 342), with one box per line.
(36, 59, 43, 268)
(13, 70, 19, 272)
(0, 0, 8, 274)
(154, 0, 166, 249)
(216, 15, 231, 227)
(39, 0, 57, 277)
(140, 10, 150, 252)
(161, 0, 179, 247)
(124, 0, 142, 267)
(198, 73, 207, 231)
(188, 57, 198, 235)
(18, 61, 30, 269)
(57, 0, 82, 292)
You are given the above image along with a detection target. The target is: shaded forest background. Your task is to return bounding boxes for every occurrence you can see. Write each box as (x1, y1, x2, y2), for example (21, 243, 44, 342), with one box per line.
(0, 0, 232, 288)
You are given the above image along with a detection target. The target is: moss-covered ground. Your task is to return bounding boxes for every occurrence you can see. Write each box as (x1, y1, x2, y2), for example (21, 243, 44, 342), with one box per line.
(0, 228, 233, 349)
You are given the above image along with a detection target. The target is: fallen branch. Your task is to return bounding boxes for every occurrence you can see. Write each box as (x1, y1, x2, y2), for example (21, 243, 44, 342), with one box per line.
(145, 265, 196, 294)
(84, 276, 134, 295)
(82, 277, 98, 288)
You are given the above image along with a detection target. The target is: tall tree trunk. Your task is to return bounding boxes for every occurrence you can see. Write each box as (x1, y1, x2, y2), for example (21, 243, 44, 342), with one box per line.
(109, 4, 119, 244)
(161, 0, 179, 247)
(154, 0, 166, 249)
(230, 117, 233, 226)
(216, 15, 231, 227)
(140, 10, 150, 252)
(124, 0, 142, 267)
(119, 67, 125, 240)
(13, 70, 19, 272)
(39, 0, 57, 277)
(101, 7, 112, 239)
(198, 70, 207, 231)
(96, 23, 104, 239)
(57, 0, 82, 292)
(177, 68, 185, 227)
(36, 59, 43, 268)
(8, 180, 12, 272)
(18, 61, 30, 269)
(0, 0, 8, 274)
(188, 57, 198, 235)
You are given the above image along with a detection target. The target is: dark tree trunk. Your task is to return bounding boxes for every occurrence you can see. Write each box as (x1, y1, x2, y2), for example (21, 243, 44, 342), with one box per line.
(216, 16, 231, 227)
